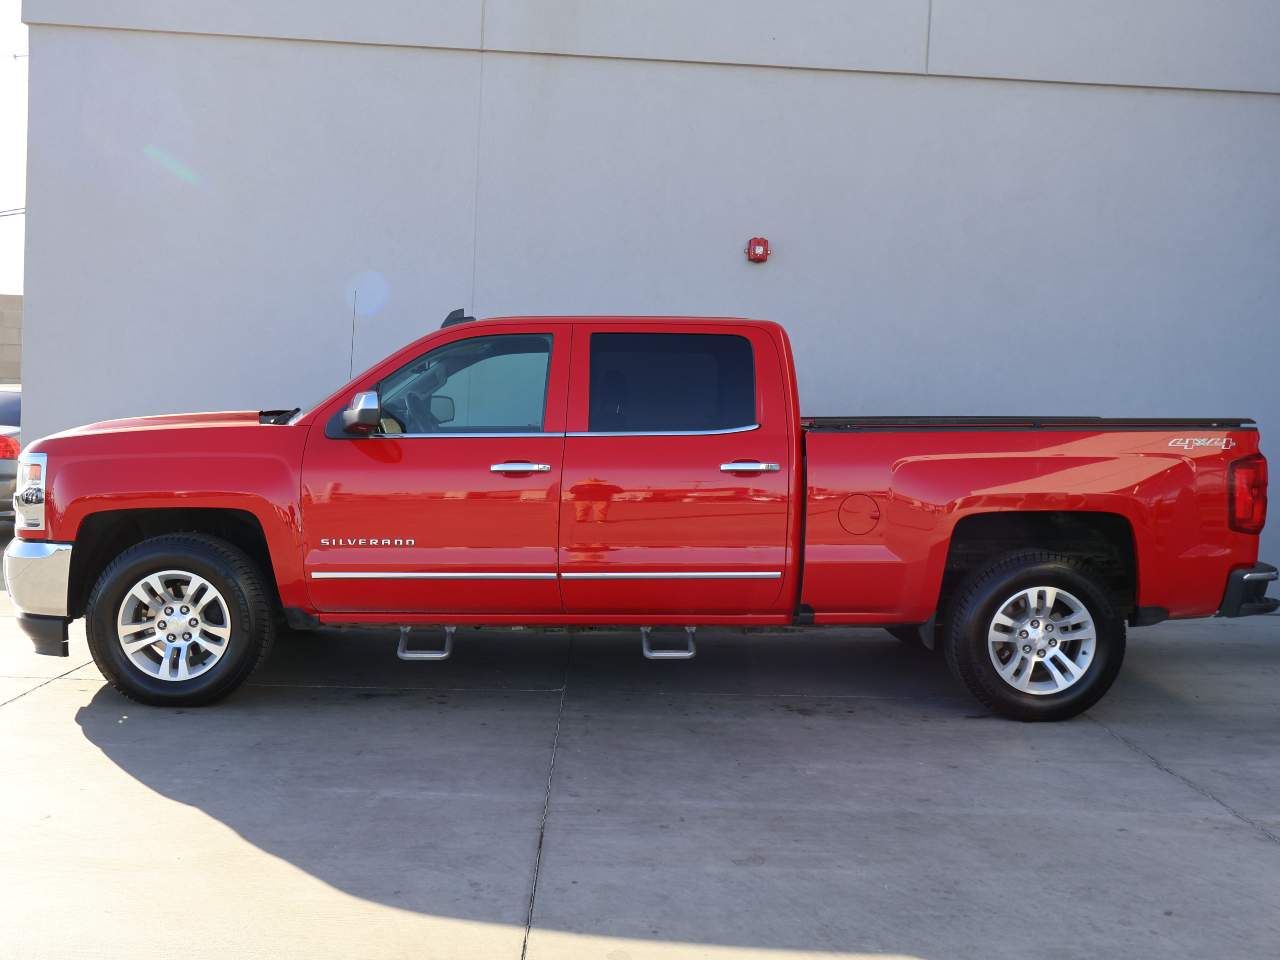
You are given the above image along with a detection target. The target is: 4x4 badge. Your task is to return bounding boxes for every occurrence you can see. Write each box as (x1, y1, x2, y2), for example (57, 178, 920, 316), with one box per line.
(1168, 437, 1235, 451)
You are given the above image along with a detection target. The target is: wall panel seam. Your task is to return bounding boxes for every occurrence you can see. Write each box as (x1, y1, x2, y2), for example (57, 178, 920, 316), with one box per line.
(925, 0, 933, 74)
(22, 21, 1280, 98)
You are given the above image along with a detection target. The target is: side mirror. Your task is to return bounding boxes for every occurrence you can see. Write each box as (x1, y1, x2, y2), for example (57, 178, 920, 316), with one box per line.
(342, 391, 381, 435)
(429, 395, 455, 425)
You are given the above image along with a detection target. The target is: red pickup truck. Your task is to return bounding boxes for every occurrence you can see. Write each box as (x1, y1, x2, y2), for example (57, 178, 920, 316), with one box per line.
(5, 316, 1274, 720)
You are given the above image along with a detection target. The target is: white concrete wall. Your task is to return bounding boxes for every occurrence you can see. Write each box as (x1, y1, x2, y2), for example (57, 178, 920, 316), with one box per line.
(24, 26, 480, 417)
(0, 295, 20, 383)
(24, 0, 1280, 92)
(929, 0, 1280, 93)
(21, 2, 1280, 560)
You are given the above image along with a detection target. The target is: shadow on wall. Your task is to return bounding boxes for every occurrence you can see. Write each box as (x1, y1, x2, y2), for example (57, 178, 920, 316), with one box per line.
(70, 626, 971, 958)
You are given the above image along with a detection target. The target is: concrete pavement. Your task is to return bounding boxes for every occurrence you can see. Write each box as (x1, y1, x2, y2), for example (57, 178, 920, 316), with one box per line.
(1, 592, 1278, 960)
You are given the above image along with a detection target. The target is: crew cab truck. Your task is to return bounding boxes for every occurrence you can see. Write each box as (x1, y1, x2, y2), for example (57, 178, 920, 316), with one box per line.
(5, 317, 1275, 721)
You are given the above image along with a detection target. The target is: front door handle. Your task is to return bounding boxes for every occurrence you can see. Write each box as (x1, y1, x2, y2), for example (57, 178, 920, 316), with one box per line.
(720, 461, 781, 473)
(491, 461, 552, 473)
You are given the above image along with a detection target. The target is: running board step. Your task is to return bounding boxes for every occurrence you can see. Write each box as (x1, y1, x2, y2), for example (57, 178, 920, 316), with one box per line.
(641, 626, 697, 660)
(397, 625, 455, 661)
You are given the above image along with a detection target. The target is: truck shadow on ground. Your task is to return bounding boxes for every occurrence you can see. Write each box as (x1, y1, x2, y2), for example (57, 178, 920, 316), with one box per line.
(69, 624, 1280, 957)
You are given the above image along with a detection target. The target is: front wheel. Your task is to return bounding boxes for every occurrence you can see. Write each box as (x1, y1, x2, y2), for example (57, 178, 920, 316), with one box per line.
(86, 534, 275, 706)
(943, 551, 1125, 721)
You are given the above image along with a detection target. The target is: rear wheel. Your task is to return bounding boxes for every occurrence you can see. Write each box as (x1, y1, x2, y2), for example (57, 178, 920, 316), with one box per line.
(86, 534, 274, 706)
(943, 551, 1125, 721)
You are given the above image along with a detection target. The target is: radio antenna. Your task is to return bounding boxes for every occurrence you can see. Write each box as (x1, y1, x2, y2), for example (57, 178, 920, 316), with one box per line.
(347, 290, 359, 379)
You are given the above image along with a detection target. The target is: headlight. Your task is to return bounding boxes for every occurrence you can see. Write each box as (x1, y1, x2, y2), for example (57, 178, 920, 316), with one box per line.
(14, 451, 47, 533)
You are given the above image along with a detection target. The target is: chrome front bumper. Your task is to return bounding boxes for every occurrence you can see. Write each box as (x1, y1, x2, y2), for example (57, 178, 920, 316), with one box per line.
(4, 539, 73, 656)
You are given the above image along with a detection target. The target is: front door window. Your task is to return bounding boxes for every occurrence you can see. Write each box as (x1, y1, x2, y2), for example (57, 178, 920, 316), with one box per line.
(379, 333, 553, 435)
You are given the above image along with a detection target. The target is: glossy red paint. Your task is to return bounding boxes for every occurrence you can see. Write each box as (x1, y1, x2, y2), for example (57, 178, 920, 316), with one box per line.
(801, 427, 1262, 623)
(23, 411, 311, 609)
(558, 321, 799, 615)
(21, 317, 1266, 629)
(300, 321, 570, 614)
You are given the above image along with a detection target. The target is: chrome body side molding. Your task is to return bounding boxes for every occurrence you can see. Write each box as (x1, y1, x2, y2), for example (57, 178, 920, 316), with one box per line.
(310, 571, 558, 580)
(566, 424, 759, 438)
(561, 571, 782, 580)
(310, 570, 782, 581)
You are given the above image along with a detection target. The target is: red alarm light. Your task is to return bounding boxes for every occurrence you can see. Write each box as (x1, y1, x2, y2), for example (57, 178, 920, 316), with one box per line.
(746, 237, 770, 263)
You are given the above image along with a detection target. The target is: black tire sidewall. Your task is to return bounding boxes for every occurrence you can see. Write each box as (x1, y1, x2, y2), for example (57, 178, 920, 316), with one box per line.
(950, 557, 1125, 721)
(86, 538, 267, 705)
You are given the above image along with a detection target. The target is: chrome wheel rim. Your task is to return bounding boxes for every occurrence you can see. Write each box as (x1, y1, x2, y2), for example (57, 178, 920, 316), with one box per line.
(987, 586, 1096, 696)
(116, 570, 232, 682)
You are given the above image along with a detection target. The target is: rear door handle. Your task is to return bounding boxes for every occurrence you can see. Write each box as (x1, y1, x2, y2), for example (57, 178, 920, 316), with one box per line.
(491, 461, 552, 473)
(720, 461, 781, 473)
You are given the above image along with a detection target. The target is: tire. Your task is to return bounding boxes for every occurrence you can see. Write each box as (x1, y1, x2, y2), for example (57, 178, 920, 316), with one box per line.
(943, 551, 1125, 722)
(85, 534, 275, 706)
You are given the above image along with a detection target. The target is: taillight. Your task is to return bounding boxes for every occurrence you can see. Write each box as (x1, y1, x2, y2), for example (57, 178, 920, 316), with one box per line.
(1229, 454, 1268, 535)
(0, 435, 17, 460)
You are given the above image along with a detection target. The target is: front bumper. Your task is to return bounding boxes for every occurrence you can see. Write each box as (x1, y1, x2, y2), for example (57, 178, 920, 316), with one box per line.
(1218, 563, 1279, 618)
(4, 539, 73, 656)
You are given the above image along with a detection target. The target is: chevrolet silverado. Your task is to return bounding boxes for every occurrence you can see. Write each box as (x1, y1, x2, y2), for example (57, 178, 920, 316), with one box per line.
(5, 316, 1274, 720)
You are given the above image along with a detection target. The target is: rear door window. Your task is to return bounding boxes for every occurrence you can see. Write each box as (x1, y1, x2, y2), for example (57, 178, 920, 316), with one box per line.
(587, 333, 755, 433)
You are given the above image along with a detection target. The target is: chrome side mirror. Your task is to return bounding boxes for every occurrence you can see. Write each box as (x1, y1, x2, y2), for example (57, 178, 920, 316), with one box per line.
(342, 391, 381, 435)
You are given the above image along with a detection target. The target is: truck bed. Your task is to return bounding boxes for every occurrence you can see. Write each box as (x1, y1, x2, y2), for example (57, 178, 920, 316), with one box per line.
(799, 417, 1263, 625)
(802, 416, 1256, 432)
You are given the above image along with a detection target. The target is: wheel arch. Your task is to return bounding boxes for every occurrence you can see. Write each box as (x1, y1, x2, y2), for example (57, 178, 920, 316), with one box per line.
(937, 511, 1138, 624)
(68, 508, 281, 620)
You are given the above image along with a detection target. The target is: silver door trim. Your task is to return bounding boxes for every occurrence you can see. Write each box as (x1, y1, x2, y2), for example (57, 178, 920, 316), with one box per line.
(311, 570, 781, 581)
(311, 571, 558, 581)
(364, 426, 760, 439)
(566, 424, 759, 438)
(370, 432, 566, 439)
(560, 571, 783, 580)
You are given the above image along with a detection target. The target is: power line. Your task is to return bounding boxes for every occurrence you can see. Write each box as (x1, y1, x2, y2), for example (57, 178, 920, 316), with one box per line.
(0, 209, 24, 218)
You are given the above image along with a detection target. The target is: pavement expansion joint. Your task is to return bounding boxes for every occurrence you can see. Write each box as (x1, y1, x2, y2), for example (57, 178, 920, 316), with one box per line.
(521, 633, 574, 960)
(1088, 714, 1280, 846)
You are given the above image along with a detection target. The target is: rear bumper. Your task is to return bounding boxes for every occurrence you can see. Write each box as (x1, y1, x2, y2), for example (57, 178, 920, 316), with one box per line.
(1217, 563, 1279, 618)
(4, 539, 73, 656)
